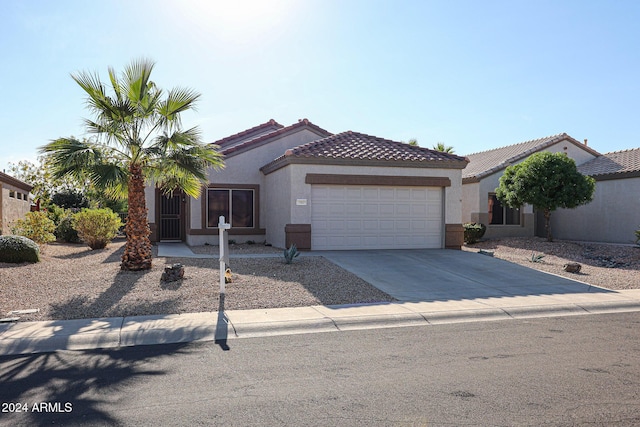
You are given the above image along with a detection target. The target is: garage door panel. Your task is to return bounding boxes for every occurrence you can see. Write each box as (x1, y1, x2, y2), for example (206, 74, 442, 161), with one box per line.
(396, 189, 411, 200)
(379, 204, 395, 215)
(311, 185, 442, 250)
(379, 188, 395, 200)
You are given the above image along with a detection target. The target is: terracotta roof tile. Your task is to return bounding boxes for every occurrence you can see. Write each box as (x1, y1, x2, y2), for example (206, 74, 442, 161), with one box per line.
(283, 131, 468, 163)
(462, 133, 600, 181)
(220, 119, 332, 157)
(213, 119, 284, 148)
(578, 147, 640, 178)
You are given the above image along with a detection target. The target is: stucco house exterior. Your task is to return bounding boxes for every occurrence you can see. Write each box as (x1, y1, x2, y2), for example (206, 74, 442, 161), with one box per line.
(550, 148, 640, 244)
(145, 119, 469, 250)
(0, 171, 33, 235)
(461, 133, 601, 239)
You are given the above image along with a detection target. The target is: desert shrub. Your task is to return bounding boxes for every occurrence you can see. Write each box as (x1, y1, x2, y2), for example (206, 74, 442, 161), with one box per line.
(10, 211, 56, 245)
(283, 244, 300, 264)
(45, 204, 66, 226)
(72, 208, 122, 250)
(0, 235, 40, 263)
(463, 222, 486, 244)
(635, 227, 640, 245)
(55, 212, 80, 243)
(51, 189, 89, 209)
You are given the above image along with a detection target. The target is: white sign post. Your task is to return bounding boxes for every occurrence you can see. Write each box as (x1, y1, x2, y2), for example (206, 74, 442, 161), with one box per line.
(218, 215, 231, 294)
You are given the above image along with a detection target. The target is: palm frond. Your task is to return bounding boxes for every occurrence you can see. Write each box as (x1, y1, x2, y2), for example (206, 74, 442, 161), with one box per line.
(158, 88, 201, 125)
(86, 163, 129, 199)
(38, 138, 102, 181)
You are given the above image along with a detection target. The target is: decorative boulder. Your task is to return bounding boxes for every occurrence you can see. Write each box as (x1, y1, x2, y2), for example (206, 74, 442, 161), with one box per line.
(564, 262, 582, 273)
(0, 235, 40, 263)
(162, 263, 185, 282)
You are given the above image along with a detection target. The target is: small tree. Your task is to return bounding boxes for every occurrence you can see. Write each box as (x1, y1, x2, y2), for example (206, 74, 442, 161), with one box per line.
(496, 152, 595, 242)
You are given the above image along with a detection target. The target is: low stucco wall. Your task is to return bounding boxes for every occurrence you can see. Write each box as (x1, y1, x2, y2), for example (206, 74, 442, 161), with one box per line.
(551, 177, 640, 244)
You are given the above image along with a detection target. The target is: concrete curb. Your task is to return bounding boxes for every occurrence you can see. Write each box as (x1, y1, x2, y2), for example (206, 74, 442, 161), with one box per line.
(1, 297, 640, 357)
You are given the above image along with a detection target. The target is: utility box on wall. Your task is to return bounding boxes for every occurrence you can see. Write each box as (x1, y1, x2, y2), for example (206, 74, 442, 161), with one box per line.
(285, 224, 311, 250)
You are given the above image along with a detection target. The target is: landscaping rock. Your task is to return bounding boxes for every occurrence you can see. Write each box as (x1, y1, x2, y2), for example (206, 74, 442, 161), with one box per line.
(162, 263, 185, 282)
(563, 262, 582, 273)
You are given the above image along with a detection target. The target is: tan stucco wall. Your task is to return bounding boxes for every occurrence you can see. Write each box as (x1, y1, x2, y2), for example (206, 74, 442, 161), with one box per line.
(1, 183, 32, 235)
(551, 177, 640, 244)
(264, 163, 464, 249)
(463, 139, 598, 239)
(262, 166, 292, 249)
(178, 129, 325, 245)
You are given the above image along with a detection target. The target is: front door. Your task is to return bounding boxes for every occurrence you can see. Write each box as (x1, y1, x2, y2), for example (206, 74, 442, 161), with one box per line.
(159, 191, 184, 241)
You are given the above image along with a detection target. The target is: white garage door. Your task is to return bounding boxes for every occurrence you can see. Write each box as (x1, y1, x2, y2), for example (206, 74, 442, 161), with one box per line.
(311, 185, 443, 250)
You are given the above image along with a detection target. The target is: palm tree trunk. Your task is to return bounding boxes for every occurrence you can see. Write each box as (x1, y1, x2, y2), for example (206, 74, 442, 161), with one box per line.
(121, 164, 152, 270)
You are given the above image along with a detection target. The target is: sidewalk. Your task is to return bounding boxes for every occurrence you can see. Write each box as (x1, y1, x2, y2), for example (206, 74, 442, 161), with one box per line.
(2, 289, 640, 356)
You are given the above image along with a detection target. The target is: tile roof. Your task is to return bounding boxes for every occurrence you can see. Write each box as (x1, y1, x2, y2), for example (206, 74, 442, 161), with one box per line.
(213, 119, 284, 148)
(462, 133, 600, 182)
(219, 119, 332, 157)
(261, 131, 468, 174)
(578, 147, 640, 179)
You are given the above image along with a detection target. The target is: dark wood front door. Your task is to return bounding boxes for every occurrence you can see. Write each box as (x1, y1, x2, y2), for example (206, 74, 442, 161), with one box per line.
(159, 191, 184, 241)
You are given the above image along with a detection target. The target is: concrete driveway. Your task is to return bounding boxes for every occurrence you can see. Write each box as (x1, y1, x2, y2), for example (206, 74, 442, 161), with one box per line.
(318, 249, 612, 302)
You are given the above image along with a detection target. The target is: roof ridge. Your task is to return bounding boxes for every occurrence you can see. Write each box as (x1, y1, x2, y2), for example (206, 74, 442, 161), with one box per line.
(602, 147, 640, 155)
(220, 118, 333, 157)
(465, 133, 567, 157)
(213, 119, 284, 146)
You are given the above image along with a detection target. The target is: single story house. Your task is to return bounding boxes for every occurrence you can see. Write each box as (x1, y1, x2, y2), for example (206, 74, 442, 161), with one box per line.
(551, 147, 640, 244)
(461, 133, 601, 239)
(145, 119, 469, 250)
(0, 171, 33, 235)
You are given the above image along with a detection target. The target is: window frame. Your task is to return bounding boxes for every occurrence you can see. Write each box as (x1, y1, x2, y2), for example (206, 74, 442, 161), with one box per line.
(488, 193, 521, 225)
(205, 185, 258, 229)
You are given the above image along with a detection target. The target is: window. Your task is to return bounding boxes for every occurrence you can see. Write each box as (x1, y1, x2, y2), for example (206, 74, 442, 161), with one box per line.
(207, 188, 255, 228)
(488, 194, 520, 225)
(9, 190, 15, 198)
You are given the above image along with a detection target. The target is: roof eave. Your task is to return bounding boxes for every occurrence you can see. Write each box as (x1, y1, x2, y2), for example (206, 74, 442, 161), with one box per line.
(261, 156, 469, 176)
(0, 172, 34, 192)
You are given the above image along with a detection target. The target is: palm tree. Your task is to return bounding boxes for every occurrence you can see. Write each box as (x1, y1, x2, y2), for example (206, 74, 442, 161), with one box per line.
(40, 58, 223, 270)
(432, 142, 455, 153)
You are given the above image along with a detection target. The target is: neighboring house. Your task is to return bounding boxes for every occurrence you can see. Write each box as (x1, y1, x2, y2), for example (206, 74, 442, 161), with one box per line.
(461, 133, 601, 239)
(145, 119, 469, 250)
(551, 148, 640, 244)
(0, 171, 33, 235)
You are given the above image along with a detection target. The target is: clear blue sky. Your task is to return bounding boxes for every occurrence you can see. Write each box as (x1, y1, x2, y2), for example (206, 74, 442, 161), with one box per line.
(3, 0, 640, 173)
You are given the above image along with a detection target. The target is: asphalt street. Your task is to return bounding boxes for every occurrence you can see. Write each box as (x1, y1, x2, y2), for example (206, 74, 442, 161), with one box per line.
(1, 312, 639, 426)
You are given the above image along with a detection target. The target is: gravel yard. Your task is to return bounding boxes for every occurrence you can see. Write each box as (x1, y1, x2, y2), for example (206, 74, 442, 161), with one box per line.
(2, 237, 638, 323)
(462, 237, 639, 290)
(0, 239, 395, 322)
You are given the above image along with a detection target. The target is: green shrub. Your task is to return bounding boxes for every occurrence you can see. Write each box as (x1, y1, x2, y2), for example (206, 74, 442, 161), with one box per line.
(51, 189, 89, 209)
(0, 235, 40, 263)
(463, 222, 486, 244)
(45, 204, 66, 226)
(55, 212, 80, 243)
(10, 211, 56, 245)
(72, 208, 122, 250)
(635, 227, 640, 245)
